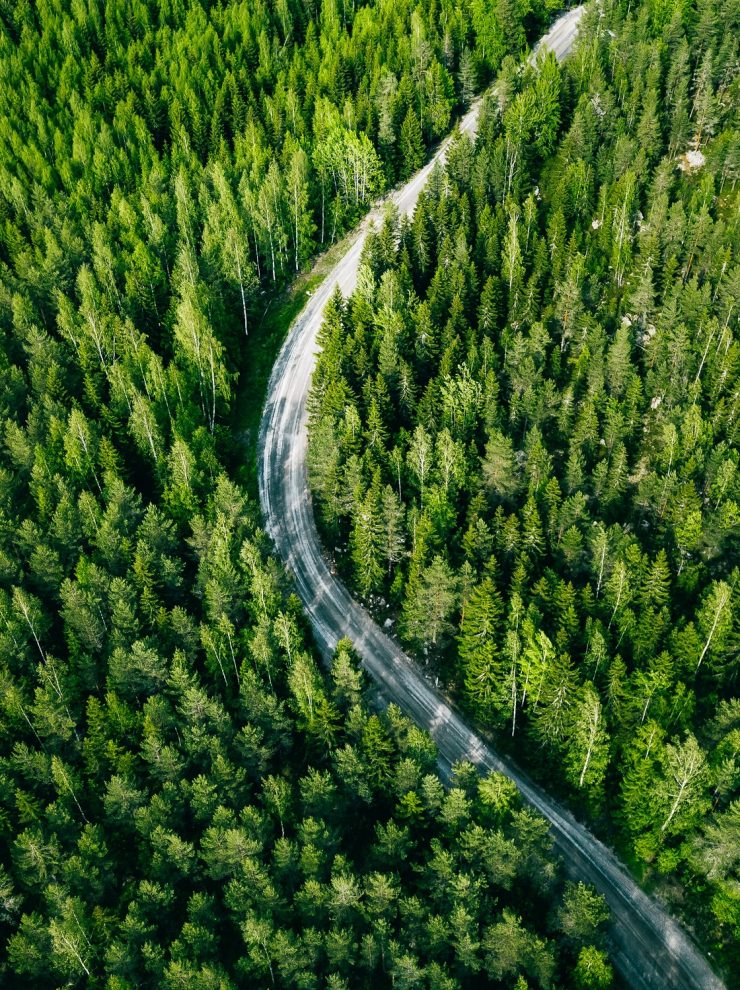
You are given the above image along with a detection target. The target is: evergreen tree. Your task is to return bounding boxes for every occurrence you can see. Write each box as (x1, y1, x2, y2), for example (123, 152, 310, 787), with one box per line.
(402, 556, 459, 648)
(350, 483, 385, 597)
(400, 108, 425, 179)
(459, 578, 505, 718)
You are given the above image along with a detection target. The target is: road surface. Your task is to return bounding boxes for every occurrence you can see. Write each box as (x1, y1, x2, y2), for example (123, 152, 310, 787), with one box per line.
(258, 7, 725, 989)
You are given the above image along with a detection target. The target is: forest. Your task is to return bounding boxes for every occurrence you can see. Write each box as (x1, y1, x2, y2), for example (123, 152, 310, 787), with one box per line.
(0, 0, 632, 987)
(307, 0, 740, 975)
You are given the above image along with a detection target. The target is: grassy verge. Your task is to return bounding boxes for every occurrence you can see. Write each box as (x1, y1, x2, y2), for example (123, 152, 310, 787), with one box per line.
(229, 272, 321, 497)
(229, 231, 361, 498)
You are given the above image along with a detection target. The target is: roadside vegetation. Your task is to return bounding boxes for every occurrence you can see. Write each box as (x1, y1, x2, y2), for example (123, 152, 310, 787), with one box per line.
(307, 0, 740, 972)
(0, 0, 628, 987)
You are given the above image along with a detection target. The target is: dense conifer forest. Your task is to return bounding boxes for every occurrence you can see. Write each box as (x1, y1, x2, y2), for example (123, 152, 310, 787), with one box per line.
(0, 0, 633, 987)
(0, 0, 736, 984)
(307, 0, 740, 973)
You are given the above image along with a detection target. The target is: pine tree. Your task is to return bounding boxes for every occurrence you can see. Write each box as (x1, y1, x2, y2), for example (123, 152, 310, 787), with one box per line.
(350, 483, 384, 597)
(691, 51, 717, 148)
(380, 485, 405, 575)
(400, 107, 425, 179)
(459, 578, 504, 719)
(531, 651, 578, 751)
(481, 430, 519, 499)
(402, 556, 459, 648)
(459, 48, 479, 108)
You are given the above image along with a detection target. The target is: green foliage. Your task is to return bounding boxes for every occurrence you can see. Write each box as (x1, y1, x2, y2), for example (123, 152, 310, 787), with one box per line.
(573, 945, 614, 989)
(0, 1, 611, 984)
(308, 0, 740, 969)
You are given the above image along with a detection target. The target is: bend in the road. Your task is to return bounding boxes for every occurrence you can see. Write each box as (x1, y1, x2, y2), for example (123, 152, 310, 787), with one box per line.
(257, 8, 725, 990)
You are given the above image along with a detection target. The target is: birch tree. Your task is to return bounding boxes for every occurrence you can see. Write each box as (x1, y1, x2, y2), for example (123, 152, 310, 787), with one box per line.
(566, 683, 609, 797)
(659, 733, 709, 837)
(695, 581, 733, 672)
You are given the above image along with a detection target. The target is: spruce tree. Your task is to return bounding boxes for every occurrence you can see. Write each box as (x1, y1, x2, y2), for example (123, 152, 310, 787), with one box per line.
(460, 578, 506, 721)
(400, 107, 425, 179)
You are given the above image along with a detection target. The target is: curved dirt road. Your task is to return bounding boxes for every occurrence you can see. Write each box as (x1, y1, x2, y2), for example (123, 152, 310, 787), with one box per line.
(258, 8, 725, 989)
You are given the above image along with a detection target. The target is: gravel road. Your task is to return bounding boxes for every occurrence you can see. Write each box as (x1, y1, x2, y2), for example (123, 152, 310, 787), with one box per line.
(258, 8, 725, 988)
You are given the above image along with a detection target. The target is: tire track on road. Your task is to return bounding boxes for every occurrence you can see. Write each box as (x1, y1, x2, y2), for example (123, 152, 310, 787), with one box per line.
(258, 8, 725, 987)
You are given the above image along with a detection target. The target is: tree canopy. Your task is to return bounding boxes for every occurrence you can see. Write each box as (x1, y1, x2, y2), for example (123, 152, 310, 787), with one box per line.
(308, 0, 740, 971)
(0, 0, 627, 985)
